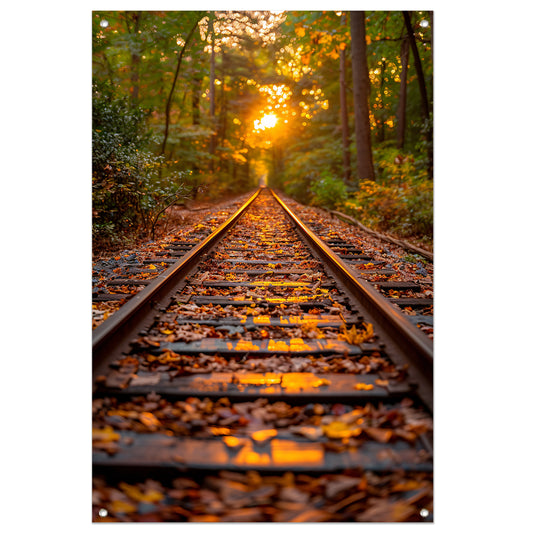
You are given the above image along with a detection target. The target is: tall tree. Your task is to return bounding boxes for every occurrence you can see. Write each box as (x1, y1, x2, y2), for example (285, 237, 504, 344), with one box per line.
(208, 13, 217, 173)
(350, 11, 375, 181)
(396, 34, 409, 149)
(402, 11, 433, 178)
(160, 14, 203, 157)
(402, 11, 429, 121)
(339, 14, 351, 183)
(127, 12, 142, 103)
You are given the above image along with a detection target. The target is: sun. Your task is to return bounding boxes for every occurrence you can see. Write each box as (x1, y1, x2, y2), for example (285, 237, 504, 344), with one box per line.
(255, 113, 278, 131)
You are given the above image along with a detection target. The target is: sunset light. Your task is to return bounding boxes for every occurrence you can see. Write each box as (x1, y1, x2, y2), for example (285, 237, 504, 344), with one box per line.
(92, 10, 434, 523)
(254, 113, 278, 131)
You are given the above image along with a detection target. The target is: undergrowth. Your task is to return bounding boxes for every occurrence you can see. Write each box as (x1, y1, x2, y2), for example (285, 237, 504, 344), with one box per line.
(284, 146, 433, 248)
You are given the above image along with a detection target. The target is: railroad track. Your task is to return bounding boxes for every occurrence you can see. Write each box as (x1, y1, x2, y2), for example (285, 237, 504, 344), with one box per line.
(92, 187, 433, 523)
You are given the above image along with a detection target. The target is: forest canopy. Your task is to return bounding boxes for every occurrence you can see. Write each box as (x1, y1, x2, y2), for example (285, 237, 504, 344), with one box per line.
(92, 10, 433, 248)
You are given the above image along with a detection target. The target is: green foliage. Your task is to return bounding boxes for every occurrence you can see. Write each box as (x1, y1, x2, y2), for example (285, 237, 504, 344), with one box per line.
(280, 127, 345, 204)
(92, 82, 188, 247)
(344, 148, 432, 243)
(310, 172, 348, 210)
(91, 11, 433, 248)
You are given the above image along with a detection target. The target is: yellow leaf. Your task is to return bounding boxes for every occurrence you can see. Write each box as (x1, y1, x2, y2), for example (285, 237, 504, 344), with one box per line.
(92, 426, 120, 442)
(366, 34, 371, 45)
(322, 421, 362, 439)
(119, 482, 165, 503)
(354, 383, 374, 391)
(109, 500, 137, 514)
(338, 322, 374, 345)
(295, 25, 306, 37)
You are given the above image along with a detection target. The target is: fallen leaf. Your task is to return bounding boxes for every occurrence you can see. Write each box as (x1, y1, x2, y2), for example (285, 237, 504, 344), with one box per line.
(365, 427, 393, 443)
(338, 323, 374, 345)
(354, 382, 374, 391)
(279, 486, 310, 504)
(93, 426, 120, 443)
(138, 412, 161, 430)
(289, 509, 332, 522)
(325, 476, 362, 499)
(118, 482, 165, 503)
(357, 498, 416, 522)
(109, 500, 137, 514)
(291, 426, 323, 440)
(322, 421, 362, 439)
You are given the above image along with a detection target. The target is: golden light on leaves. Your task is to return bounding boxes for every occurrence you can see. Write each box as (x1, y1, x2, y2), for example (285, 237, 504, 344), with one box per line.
(198, 11, 286, 52)
(338, 322, 374, 345)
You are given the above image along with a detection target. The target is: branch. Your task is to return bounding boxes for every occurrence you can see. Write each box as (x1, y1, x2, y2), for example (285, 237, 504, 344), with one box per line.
(149, 193, 184, 240)
(160, 15, 203, 156)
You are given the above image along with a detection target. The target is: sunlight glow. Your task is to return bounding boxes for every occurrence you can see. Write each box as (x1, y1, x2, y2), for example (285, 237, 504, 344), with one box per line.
(254, 113, 278, 131)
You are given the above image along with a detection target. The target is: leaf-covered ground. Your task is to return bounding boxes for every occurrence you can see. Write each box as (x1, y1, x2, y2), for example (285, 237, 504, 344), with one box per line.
(92, 191, 433, 331)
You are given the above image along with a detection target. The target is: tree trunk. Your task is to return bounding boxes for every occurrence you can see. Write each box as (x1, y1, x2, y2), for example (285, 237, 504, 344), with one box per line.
(350, 11, 375, 181)
(396, 36, 409, 149)
(219, 50, 228, 175)
(402, 11, 433, 178)
(192, 74, 201, 126)
(208, 14, 216, 173)
(339, 18, 351, 184)
(129, 12, 142, 103)
(377, 62, 386, 143)
(402, 11, 429, 120)
(160, 17, 201, 157)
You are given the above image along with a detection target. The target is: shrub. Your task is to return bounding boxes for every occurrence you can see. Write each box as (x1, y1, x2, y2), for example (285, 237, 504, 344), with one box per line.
(310, 172, 348, 210)
(345, 148, 433, 244)
(92, 82, 188, 247)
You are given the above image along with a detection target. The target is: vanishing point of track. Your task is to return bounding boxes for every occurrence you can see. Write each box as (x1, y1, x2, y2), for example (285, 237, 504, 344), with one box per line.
(92, 187, 433, 522)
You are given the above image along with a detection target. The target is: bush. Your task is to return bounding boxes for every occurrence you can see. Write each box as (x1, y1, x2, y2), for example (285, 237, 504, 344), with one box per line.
(92, 82, 188, 247)
(280, 136, 343, 205)
(310, 172, 348, 210)
(344, 148, 433, 244)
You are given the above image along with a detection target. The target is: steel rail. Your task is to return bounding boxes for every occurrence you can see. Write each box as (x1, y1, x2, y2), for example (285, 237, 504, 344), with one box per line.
(92, 187, 262, 382)
(271, 189, 433, 410)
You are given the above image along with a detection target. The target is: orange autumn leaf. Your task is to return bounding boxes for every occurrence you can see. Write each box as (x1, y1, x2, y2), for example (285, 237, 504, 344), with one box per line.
(364, 427, 393, 443)
(354, 382, 374, 391)
(139, 412, 161, 430)
(92, 426, 120, 443)
(109, 500, 137, 514)
(118, 482, 165, 503)
(301, 53, 312, 66)
(322, 421, 362, 439)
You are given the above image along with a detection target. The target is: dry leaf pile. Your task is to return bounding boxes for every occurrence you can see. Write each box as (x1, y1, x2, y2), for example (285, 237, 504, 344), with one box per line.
(93, 469, 433, 522)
